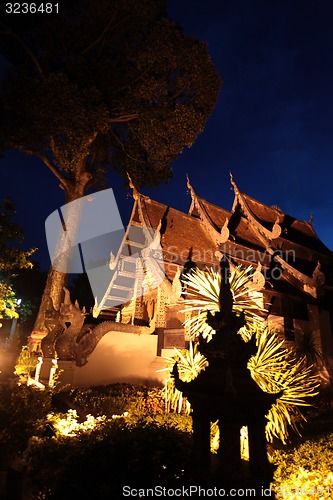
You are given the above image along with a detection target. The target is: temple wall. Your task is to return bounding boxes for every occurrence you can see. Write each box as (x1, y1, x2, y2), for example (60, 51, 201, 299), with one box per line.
(308, 304, 324, 353)
(294, 319, 311, 336)
(318, 309, 333, 357)
(266, 314, 284, 332)
(71, 331, 165, 388)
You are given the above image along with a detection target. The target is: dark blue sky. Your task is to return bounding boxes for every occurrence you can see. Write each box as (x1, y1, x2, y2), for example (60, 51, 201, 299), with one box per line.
(1, 0, 333, 270)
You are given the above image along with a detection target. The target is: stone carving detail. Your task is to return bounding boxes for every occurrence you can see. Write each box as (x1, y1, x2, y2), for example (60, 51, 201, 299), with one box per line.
(54, 288, 86, 362)
(171, 268, 182, 304)
(156, 285, 167, 328)
(41, 287, 86, 361)
(312, 260, 325, 287)
(271, 217, 282, 239)
(252, 262, 266, 290)
(219, 217, 230, 243)
(41, 296, 63, 358)
(41, 288, 123, 366)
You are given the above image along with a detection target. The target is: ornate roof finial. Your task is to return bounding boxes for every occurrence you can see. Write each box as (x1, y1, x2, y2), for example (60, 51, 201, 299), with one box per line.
(309, 213, 313, 225)
(127, 173, 139, 200)
(186, 173, 191, 189)
(229, 171, 239, 195)
(186, 174, 195, 200)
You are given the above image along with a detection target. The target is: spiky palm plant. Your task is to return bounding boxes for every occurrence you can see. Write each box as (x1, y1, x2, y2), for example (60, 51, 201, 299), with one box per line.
(160, 341, 208, 414)
(181, 265, 264, 342)
(294, 329, 323, 367)
(165, 265, 319, 444)
(248, 326, 319, 443)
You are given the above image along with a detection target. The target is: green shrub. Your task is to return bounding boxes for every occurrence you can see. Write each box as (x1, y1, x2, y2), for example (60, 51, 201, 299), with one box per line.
(14, 345, 38, 379)
(25, 417, 193, 499)
(70, 383, 165, 418)
(271, 433, 333, 498)
(0, 381, 52, 453)
(22, 383, 192, 499)
(144, 412, 192, 433)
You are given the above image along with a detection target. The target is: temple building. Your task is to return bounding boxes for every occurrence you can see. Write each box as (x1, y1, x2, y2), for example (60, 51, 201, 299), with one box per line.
(90, 174, 333, 385)
(39, 174, 333, 391)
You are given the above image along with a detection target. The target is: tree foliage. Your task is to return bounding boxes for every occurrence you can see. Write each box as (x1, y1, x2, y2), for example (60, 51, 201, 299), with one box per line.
(0, 197, 35, 326)
(0, 0, 220, 331)
(0, 0, 221, 199)
(0, 197, 34, 274)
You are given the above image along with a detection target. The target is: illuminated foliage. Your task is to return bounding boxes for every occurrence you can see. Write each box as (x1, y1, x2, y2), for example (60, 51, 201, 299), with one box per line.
(162, 342, 208, 413)
(71, 383, 165, 418)
(0, 197, 35, 327)
(210, 421, 220, 453)
(0, 282, 18, 327)
(248, 327, 319, 443)
(274, 468, 333, 499)
(272, 433, 333, 498)
(14, 345, 38, 378)
(47, 409, 106, 438)
(181, 265, 264, 342)
(169, 265, 319, 444)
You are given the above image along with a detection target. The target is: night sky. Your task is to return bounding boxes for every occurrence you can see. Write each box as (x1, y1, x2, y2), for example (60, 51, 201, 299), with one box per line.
(1, 0, 333, 270)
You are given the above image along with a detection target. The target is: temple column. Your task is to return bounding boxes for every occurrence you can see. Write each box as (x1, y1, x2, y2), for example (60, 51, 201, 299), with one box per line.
(218, 419, 242, 480)
(191, 409, 211, 475)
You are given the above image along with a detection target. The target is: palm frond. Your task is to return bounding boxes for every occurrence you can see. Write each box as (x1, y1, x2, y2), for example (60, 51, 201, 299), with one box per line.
(294, 329, 324, 367)
(159, 342, 208, 414)
(175, 265, 319, 444)
(248, 327, 319, 443)
(181, 265, 265, 342)
(248, 327, 287, 392)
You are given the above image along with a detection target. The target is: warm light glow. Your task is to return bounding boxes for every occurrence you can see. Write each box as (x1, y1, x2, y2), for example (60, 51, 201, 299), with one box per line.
(48, 358, 58, 387)
(240, 426, 249, 461)
(47, 409, 129, 437)
(275, 468, 333, 499)
(47, 409, 107, 437)
(27, 377, 45, 390)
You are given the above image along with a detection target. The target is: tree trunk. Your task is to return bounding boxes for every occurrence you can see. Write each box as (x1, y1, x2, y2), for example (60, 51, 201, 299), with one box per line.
(33, 267, 67, 332)
(31, 180, 88, 345)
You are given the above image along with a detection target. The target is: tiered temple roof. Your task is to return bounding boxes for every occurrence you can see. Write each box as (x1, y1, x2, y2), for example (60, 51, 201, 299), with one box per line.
(98, 175, 333, 315)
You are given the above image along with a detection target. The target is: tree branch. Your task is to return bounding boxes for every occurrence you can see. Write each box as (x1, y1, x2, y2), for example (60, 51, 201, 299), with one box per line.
(81, 131, 98, 148)
(110, 114, 138, 123)
(50, 136, 61, 161)
(110, 128, 145, 164)
(27, 148, 69, 188)
(0, 23, 46, 81)
(117, 60, 156, 94)
(172, 84, 188, 101)
(81, 11, 131, 56)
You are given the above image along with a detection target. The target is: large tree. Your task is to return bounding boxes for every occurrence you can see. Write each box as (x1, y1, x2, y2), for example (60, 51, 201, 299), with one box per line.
(0, 0, 221, 333)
